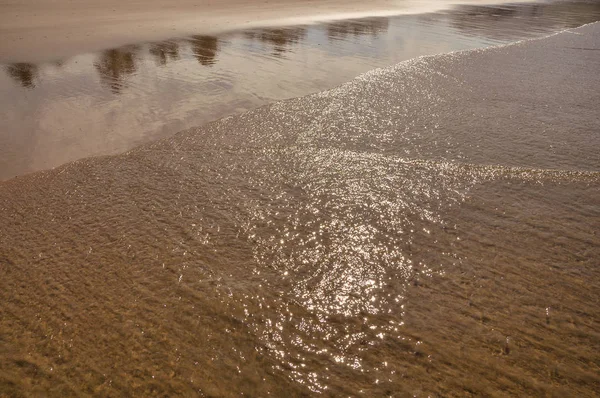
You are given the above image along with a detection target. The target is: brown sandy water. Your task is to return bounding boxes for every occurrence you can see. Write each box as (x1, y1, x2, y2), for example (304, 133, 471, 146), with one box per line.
(2, 0, 600, 180)
(1, 10, 599, 395)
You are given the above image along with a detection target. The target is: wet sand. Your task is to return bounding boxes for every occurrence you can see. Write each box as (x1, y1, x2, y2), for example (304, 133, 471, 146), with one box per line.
(0, 0, 517, 63)
(2, 0, 599, 181)
(1, 20, 599, 397)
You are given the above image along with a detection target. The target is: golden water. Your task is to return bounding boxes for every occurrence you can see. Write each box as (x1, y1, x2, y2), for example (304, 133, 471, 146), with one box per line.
(1, 2, 599, 397)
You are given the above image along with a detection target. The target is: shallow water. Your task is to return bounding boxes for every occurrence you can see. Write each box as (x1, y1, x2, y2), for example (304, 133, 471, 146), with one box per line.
(1, 8, 599, 394)
(1, 0, 600, 180)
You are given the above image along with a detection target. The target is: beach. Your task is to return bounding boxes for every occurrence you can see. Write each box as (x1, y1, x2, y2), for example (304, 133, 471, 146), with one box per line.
(2, 1, 599, 181)
(1, 0, 599, 396)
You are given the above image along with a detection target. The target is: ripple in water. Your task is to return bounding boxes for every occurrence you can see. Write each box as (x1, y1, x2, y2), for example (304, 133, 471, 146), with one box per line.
(0, 5, 599, 398)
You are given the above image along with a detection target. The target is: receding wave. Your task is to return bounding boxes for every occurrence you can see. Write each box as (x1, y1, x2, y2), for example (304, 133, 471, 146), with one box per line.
(1, 23, 599, 396)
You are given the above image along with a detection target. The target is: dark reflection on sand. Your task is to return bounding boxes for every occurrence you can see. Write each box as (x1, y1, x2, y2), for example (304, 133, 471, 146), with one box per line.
(243, 27, 307, 55)
(189, 35, 219, 66)
(5, 63, 39, 88)
(149, 41, 180, 66)
(94, 46, 140, 94)
(327, 17, 389, 40)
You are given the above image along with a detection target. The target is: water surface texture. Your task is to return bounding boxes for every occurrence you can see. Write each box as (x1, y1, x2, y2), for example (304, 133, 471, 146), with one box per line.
(1, 12, 599, 396)
(1, 0, 600, 179)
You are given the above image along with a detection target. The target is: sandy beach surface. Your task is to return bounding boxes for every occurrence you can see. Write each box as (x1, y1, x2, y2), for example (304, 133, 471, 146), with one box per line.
(1, 14, 599, 395)
(3, 1, 599, 181)
(0, 0, 495, 63)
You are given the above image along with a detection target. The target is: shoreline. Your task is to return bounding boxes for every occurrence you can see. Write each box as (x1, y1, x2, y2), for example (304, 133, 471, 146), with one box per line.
(2, 20, 598, 184)
(0, 0, 535, 63)
(0, 20, 598, 395)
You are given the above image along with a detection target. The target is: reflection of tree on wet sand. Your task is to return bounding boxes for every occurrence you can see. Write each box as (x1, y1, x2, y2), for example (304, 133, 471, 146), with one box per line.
(149, 41, 180, 66)
(189, 36, 219, 66)
(327, 18, 389, 40)
(6, 63, 39, 88)
(94, 46, 139, 94)
(244, 28, 306, 56)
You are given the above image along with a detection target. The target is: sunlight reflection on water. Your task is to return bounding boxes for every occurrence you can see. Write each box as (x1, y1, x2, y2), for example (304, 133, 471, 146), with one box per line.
(1, 1, 599, 179)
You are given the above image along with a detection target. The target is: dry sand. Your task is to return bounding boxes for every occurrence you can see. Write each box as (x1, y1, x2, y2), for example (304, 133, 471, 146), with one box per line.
(0, 0, 529, 63)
